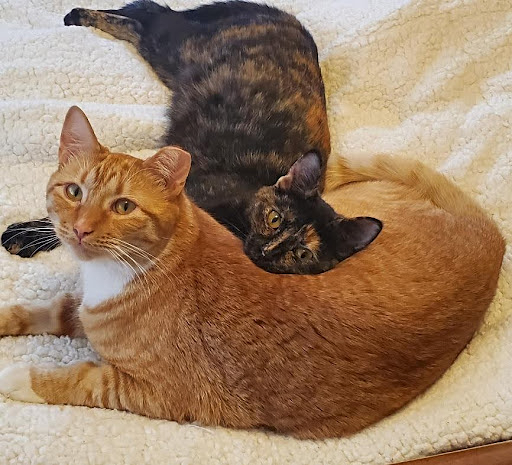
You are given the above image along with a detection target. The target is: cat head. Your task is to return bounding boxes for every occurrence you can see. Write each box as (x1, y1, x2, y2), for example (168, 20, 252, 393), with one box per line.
(47, 106, 191, 262)
(244, 152, 382, 274)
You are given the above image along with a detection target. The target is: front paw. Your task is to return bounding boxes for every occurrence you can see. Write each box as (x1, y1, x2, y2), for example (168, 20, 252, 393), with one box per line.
(1, 220, 60, 258)
(64, 8, 87, 26)
(0, 364, 45, 403)
(0, 305, 27, 336)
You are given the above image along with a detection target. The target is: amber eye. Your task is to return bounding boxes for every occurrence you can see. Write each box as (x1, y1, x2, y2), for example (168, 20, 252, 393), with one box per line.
(267, 210, 282, 229)
(113, 199, 136, 215)
(65, 183, 82, 201)
(295, 247, 313, 260)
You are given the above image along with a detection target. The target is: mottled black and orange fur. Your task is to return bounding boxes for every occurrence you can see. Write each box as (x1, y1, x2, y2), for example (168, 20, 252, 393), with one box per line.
(2, 0, 334, 272)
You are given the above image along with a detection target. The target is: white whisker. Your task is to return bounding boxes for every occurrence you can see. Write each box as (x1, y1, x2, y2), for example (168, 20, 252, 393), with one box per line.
(15, 237, 60, 255)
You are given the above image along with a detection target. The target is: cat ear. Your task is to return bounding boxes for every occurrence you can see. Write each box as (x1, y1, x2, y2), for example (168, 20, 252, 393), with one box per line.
(143, 146, 191, 196)
(333, 217, 382, 260)
(59, 106, 101, 165)
(275, 151, 322, 198)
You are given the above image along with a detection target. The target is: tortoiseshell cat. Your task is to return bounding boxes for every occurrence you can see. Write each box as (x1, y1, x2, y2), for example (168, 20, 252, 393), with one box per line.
(0, 106, 504, 439)
(1, 0, 381, 273)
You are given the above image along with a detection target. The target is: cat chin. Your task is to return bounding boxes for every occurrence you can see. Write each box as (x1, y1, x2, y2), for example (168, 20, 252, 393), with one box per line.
(63, 241, 102, 262)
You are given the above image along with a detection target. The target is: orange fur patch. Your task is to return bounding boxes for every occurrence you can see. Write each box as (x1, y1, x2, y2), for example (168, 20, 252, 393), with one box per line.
(303, 225, 321, 254)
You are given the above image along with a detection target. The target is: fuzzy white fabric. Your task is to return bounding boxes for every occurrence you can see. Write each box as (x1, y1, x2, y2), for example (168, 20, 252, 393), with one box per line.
(0, 0, 511, 463)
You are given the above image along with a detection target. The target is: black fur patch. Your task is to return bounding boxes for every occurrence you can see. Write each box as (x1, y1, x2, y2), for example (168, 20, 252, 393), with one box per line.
(1, 219, 60, 258)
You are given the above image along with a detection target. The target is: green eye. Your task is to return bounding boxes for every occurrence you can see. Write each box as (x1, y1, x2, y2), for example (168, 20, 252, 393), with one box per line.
(65, 183, 82, 201)
(267, 210, 282, 229)
(295, 247, 313, 260)
(113, 198, 136, 215)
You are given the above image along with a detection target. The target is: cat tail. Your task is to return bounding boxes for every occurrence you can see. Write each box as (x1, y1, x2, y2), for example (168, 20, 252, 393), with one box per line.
(325, 153, 489, 220)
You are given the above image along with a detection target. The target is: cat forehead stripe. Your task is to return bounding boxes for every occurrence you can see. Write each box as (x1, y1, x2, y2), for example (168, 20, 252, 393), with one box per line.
(262, 230, 293, 254)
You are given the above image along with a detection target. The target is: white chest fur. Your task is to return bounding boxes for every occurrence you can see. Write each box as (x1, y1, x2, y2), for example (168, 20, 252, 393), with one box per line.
(80, 258, 135, 308)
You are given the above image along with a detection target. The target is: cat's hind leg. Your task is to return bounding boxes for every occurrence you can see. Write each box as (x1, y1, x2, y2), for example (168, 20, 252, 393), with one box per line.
(63, 3, 197, 88)
(64, 7, 144, 47)
(1, 217, 61, 257)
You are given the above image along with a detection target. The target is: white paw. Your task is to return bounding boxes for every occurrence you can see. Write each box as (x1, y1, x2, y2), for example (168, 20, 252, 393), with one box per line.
(0, 364, 45, 403)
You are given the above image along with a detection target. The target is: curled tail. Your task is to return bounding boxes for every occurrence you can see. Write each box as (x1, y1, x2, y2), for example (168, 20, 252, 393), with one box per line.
(326, 154, 487, 219)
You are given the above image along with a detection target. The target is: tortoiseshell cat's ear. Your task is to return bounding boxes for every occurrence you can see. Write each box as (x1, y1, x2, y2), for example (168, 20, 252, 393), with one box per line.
(275, 151, 322, 198)
(331, 216, 383, 261)
(59, 106, 101, 165)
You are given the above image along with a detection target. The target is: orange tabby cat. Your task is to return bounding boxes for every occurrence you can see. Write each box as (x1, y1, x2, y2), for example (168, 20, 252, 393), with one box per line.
(0, 107, 504, 439)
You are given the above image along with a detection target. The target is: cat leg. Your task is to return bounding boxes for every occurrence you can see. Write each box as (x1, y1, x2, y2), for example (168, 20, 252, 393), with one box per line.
(1, 217, 60, 258)
(64, 8, 144, 47)
(64, 4, 198, 88)
(0, 361, 151, 414)
(63, 3, 191, 49)
(0, 294, 84, 338)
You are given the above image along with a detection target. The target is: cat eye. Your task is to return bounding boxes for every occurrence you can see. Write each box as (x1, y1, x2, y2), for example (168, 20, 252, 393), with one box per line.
(65, 183, 82, 201)
(113, 198, 137, 215)
(267, 210, 282, 229)
(295, 247, 313, 260)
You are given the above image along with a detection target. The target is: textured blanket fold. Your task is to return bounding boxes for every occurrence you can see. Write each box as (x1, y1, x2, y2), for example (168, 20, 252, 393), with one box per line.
(0, 0, 511, 463)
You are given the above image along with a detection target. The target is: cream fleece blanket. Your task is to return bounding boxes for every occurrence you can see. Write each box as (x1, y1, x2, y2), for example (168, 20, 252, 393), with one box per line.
(0, 0, 511, 463)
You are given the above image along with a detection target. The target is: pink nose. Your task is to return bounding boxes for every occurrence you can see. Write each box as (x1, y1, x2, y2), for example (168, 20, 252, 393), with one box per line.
(73, 225, 94, 242)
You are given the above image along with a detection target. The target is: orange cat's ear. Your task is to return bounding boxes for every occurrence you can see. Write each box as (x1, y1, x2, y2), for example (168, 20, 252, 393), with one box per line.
(143, 146, 191, 197)
(59, 106, 101, 165)
(275, 151, 322, 198)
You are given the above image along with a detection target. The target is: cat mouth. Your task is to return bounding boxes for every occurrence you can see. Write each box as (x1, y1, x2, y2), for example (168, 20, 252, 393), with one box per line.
(68, 240, 95, 258)
(58, 233, 101, 260)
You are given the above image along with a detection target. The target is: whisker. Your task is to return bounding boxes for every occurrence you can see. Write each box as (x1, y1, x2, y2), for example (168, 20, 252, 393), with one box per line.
(30, 238, 61, 256)
(3, 227, 55, 232)
(111, 245, 154, 302)
(14, 237, 60, 255)
(2, 227, 56, 243)
(105, 248, 139, 299)
(220, 220, 246, 240)
(112, 239, 179, 284)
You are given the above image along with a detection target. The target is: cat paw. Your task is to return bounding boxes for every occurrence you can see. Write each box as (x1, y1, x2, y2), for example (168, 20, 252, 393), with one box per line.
(64, 8, 87, 27)
(0, 364, 45, 403)
(1, 220, 60, 258)
(1, 222, 25, 256)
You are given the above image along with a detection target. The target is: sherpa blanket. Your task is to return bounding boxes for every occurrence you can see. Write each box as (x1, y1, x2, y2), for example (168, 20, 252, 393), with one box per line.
(0, 0, 511, 463)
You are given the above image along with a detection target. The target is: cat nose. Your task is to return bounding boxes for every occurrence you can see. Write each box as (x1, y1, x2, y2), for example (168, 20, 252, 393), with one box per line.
(73, 225, 94, 242)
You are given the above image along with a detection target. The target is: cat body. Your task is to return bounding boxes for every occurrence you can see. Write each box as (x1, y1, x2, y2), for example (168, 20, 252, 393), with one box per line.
(0, 108, 504, 439)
